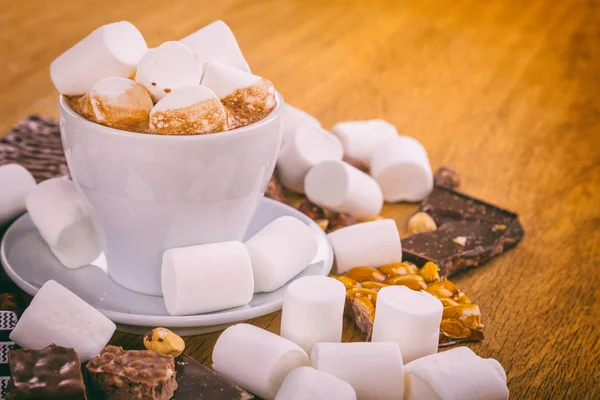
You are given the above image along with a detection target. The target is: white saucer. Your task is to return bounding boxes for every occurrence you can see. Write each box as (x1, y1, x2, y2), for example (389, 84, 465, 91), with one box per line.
(0, 198, 333, 335)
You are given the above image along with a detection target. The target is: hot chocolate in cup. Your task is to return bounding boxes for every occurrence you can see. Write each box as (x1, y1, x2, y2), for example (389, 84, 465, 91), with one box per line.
(59, 92, 283, 296)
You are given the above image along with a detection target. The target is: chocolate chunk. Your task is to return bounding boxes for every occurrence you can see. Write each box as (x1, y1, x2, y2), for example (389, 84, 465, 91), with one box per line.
(402, 186, 524, 277)
(86, 345, 176, 400)
(265, 171, 289, 204)
(433, 166, 461, 189)
(7, 345, 87, 399)
(174, 353, 255, 399)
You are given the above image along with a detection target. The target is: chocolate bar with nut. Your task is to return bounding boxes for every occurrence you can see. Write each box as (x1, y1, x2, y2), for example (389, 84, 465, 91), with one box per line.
(6, 345, 87, 399)
(402, 186, 524, 277)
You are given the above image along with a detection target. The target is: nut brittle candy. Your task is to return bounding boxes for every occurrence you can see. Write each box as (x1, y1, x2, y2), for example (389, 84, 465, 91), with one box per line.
(331, 262, 484, 345)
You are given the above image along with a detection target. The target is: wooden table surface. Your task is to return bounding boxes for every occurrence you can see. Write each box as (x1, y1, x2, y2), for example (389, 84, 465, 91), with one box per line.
(1, 0, 599, 398)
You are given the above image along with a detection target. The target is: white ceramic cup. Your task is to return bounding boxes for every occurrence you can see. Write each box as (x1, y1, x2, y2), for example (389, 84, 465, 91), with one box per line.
(59, 93, 283, 296)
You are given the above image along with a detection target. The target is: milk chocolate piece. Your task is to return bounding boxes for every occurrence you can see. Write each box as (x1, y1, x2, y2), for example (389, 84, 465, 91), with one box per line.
(402, 186, 524, 277)
(6, 345, 87, 399)
(86, 345, 176, 400)
(174, 353, 255, 399)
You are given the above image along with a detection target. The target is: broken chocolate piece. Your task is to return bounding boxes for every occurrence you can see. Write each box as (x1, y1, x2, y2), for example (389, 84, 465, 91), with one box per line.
(403, 186, 524, 277)
(174, 353, 255, 399)
(86, 345, 176, 400)
(265, 171, 289, 205)
(433, 166, 460, 189)
(7, 345, 87, 399)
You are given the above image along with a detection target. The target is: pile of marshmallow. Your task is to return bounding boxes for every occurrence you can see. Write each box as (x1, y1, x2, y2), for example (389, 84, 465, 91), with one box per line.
(51, 20, 275, 134)
(277, 114, 434, 214)
(210, 275, 509, 400)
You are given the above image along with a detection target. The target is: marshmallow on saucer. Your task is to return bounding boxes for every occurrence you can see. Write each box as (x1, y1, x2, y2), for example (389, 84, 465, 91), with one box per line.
(404, 347, 509, 400)
(370, 135, 433, 202)
(280, 104, 321, 147)
(275, 366, 357, 400)
(277, 125, 343, 193)
(201, 62, 276, 129)
(51, 21, 147, 96)
(0, 164, 36, 226)
(280, 276, 346, 353)
(311, 342, 404, 400)
(161, 241, 254, 315)
(213, 323, 310, 399)
(149, 85, 227, 134)
(74, 77, 153, 132)
(9, 280, 116, 361)
(327, 219, 402, 274)
(26, 178, 101, 269)
(180, 20, 251, 72)
(135, 41, 202, 102)
(305, 160, 383, 219)
(372, 286, 443, 364)
(245, 216, 318, 293)
(331, 119, 398, 165)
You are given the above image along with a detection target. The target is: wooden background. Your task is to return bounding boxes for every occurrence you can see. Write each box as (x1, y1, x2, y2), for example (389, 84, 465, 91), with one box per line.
(1, 0, 599, 398)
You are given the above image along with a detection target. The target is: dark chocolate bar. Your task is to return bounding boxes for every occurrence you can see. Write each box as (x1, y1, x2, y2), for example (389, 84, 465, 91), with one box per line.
(402, 186, 524, 276)
(6, 345, 87, 399)
(174, 353, 255, 399)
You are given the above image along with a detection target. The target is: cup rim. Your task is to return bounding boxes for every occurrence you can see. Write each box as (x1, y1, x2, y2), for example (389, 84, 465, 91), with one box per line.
(59, 90, 283, 141)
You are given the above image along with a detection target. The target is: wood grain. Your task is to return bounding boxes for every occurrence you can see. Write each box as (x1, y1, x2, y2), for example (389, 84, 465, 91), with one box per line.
(1, 0, 599, 398)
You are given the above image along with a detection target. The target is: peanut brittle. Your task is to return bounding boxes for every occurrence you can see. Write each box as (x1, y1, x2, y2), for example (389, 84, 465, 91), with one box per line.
(331, 261, 484, 346)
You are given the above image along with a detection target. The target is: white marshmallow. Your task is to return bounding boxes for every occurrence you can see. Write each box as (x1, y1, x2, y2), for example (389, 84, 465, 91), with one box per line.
(277, 125, 343, 193)
(50, 21, 147, 95)
(369, 135, 433, 202)
(404, 347, 509, 400)
(74, 77, 153, 132)
(213, 323, 310, 399)
(180, 20, 250, 72)
(327, 219, 402, 274)
(9, 280, 116, 361)
(161, 241, 254, 315)
(372, 286, 443, 364)
(305, 160, 383, 219)
(0, 164, 36, 226)
(311, 342, 404, 400)
(331, 119, 398, 165)
(245, 216, 318, 293)
(280, 104, 321, 147)
(135, 41, 202, 102)
(201, 62, 276, 129)
(281, 276, 346, 353)
(149, 85, 227, 134)
(275, 366, 357, 400)
(26, 178, 101, 269)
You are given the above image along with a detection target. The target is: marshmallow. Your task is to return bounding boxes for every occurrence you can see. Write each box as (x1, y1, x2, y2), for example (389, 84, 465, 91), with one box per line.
(372, 286, 443, 364)
(0, 164, 36, 226)
(369, 135, 433, 202)
(280, 276, 346, 353)
(277, 125, 343, 193)
(50, 21, 147, 95)
(9, 280, 116, 361)
(305, 160, 383, 219)
(149, 85, 227, 134)
(212, 323, 310, 399)
(327, 219, 402, 274)
(200, 62, 276, 129)
(135, 41, 202, 102)
(311, 342, 404, 400)
(275, 366, 357, 400)
(74, 77, 153, 132)
(245, 216, 318, 293)
(280, 104, 321, 147)
(331, 119, 398, 165)
(404, 347, 509, 400)
(26, 178, 101, 269)
(161, 241, 254, 315)
(180, 20, 250, 72)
